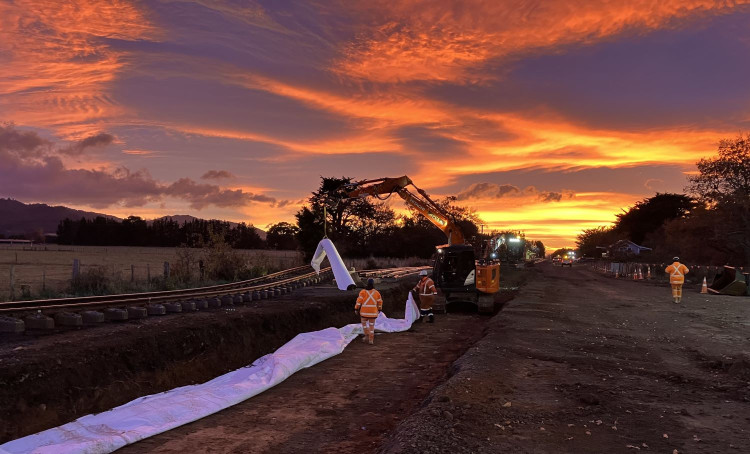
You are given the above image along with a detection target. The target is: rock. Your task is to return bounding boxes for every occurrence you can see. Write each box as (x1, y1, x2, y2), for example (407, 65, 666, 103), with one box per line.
(579, 394, 600, 405)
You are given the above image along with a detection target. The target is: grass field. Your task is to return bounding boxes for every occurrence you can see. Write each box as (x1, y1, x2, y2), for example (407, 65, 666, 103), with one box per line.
(0, 244, 303, 301)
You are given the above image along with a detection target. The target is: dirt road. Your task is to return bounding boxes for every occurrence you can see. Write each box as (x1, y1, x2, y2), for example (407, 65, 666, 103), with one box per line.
(384, 263, 750, 453)
(119, 313, 488, 453)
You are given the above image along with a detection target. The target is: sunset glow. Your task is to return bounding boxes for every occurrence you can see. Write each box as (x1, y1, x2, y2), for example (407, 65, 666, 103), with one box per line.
(3, 1, 750, 249)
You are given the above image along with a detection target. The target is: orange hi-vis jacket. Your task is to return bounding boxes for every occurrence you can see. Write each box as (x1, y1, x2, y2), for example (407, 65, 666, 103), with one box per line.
(665, 262, 689, 284)
(415, 277, 437, 296)
(415, 277, 437, 309)
(355, 289, 383, 318)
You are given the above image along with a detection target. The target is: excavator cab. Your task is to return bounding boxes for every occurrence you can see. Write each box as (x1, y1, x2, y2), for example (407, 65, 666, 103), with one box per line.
(432, 245, 498, 314)
(433, 245, 476, 292)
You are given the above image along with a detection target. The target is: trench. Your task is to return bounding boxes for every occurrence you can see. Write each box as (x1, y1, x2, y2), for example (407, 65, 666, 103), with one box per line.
(0, 280, 414, 443)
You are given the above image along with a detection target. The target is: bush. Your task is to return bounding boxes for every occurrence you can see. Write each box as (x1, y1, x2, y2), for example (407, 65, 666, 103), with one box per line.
(70, 266, 111, 295)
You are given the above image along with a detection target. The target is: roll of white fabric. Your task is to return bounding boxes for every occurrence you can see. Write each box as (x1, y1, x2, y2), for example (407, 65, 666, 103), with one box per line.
(310, 238, 356, 291)
(0, 294, 420, 454)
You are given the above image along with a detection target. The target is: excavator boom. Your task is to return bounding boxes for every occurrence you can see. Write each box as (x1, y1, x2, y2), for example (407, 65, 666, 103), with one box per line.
(345, 176, 465, 245)
(343, 175, 500, 312)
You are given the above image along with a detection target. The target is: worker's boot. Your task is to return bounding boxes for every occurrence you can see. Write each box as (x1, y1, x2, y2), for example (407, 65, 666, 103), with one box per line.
(368, 333, 374, 345)
(428, 314, 434, 323)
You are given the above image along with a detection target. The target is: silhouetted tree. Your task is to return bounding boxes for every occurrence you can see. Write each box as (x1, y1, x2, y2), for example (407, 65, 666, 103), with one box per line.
(266, 222, 299, 250)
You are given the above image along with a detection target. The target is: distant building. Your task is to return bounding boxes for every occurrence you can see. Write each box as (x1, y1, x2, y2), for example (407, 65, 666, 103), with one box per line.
(608, 240, 652, 257)
(0, 239, 32, 245)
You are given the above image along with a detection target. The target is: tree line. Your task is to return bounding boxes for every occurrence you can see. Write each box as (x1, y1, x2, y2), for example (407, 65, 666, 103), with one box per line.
(54, 176, 545, 262)
(576, 135, 750, 266)
(56, 217, 267, 249)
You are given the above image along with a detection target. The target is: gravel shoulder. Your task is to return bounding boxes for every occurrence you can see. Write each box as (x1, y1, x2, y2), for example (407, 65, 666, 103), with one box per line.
(381, 263, 750, 454)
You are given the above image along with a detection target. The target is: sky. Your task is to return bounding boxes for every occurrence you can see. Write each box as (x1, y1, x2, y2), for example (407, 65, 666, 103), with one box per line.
(2, 0, 750, 249)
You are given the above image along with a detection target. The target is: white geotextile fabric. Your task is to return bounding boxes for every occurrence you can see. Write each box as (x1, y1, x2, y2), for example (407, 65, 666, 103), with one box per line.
(0, 294, 420, 454)
(310, 238, 356, 291)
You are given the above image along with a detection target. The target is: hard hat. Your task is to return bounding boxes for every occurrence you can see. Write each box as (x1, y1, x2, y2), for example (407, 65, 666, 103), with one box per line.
(673, 256, 680, 261)
(367, 278, 374, 286)
(419, 270, 428, 276)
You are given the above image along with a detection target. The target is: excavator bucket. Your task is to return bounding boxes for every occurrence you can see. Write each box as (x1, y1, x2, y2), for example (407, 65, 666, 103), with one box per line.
(708, 266, 748, 296)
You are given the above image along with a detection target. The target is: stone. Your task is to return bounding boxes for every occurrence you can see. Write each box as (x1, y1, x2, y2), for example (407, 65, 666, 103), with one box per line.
(180, 301, 197, 312)
(242, 291, 253, 303)
(207, 297, 221, 308)
(24, 312, 54, 330)
(221, 295, 234, 306)
(104, 308, 128, 321)
(53, 312, 83, 327)
(147, 304, 167, 315)
(80, 311, 105, 324)
(232, 294, 243, 304)
(0, 315, 24, 333)
(194, 299, 209, 310)
(164, 302, 182, 313)
(127, 306, 148, 319)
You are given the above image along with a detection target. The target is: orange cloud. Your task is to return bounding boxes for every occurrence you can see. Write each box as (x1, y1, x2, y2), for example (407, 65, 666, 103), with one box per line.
(336, 0, 749, 83)
(0, 0, 158, 138)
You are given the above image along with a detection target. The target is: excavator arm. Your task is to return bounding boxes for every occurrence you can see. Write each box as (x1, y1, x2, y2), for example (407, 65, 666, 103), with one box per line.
(344, 176, 466, 245)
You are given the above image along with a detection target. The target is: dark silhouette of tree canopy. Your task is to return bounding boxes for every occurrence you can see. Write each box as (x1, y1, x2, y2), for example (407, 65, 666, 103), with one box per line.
(56, 216, 265, 249)
(687, 135, 750, 206)
(295, 176, 484, 260)
(615, 193, 696, 244)
(686, 135, 750, 265)
(266, 222, 299, 250)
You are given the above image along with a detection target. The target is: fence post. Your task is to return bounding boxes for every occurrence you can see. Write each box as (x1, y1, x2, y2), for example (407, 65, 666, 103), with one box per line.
(164, 262, 170, 279)
(72, 259, 80, 280)
(9, 265, 15, 301)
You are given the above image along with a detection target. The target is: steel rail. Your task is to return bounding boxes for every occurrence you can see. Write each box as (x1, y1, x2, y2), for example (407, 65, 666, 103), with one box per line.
(0, 267, 332, 314)
(0, 265, 314, 310)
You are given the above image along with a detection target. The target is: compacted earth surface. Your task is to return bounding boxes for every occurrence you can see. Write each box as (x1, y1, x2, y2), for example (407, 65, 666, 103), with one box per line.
(384, 263, 750, 453)
(2, 263, 749, 453)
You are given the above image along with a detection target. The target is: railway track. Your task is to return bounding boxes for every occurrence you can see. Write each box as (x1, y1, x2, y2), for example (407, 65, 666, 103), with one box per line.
(0, 265, 429, 332)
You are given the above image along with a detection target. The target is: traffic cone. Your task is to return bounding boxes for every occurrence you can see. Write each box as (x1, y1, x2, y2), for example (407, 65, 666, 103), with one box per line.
(633, 270, 638, 281)
(700, 277, 708, 294)
(638, 267, 644, 280)
(647, 266, 651, 279)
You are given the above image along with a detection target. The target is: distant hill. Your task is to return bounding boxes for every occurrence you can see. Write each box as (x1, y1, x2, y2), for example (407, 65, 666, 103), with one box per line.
(0, 198, 119, 237)
(0, 199, 266, 240)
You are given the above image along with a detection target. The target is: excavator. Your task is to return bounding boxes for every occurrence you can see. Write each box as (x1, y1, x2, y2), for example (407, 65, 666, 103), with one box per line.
(343, 176, 500, 313)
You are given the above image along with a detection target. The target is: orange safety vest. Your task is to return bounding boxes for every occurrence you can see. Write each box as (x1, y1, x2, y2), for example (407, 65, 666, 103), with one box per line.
(355, 289, 383, 318)
(665, 262, 688, 284)
(414, 277, 437, 309)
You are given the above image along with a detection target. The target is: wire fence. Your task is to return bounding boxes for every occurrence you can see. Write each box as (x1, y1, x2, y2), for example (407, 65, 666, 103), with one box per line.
(0, 246, 304, 301)
(0, 245, 432, 301)
(591, 261, 749, 291)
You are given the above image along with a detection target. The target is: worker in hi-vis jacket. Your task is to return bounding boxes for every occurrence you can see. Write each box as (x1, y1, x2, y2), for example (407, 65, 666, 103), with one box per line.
(413, 269, 437, 323)
(665, 257, 689, 304)
(355, 278, 383, 344)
